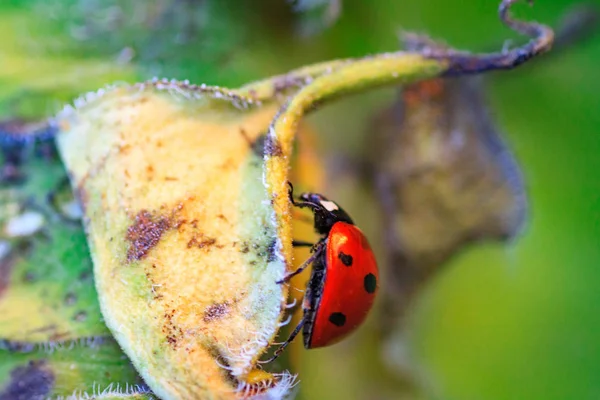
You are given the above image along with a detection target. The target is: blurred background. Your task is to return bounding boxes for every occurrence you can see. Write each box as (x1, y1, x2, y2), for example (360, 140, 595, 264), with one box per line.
(1, 1, 599, 399)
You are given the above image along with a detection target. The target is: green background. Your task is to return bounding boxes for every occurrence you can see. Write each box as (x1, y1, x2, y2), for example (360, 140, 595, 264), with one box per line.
(0, 1, 598, 399)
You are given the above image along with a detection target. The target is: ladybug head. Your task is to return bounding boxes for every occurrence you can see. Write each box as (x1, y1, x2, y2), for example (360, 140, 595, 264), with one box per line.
(299, 193, 354, 235)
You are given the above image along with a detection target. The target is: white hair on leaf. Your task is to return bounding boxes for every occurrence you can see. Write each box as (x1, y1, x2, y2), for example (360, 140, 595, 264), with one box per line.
(235, 371, 299, 400)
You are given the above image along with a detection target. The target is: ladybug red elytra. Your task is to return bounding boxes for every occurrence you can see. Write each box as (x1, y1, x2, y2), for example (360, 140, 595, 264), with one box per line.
(263, 183, 379, 362)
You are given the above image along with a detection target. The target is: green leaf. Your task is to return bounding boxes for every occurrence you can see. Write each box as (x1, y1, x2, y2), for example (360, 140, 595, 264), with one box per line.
(0, 6, 134, 120)
(0, 339, 154, 399)
(0, 140, 108, 342)
(0, 133, 149, 398)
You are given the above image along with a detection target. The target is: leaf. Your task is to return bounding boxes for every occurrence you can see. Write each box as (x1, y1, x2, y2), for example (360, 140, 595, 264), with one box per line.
(367, 77, 527, 377)
(56, 82, 296, 399)
(0, 135, 109, 343)
(50, 2, 556, 398)
(0, 338, 154, 399)
(0, 126, 151, 398)
(373, 76, 526, 277)
(0, 7, 134, 121)
(52, 54, 449, 398)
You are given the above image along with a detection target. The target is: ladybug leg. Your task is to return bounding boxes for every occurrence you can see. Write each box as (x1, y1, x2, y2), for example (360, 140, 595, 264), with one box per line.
(292, 240, 314, 247)
(276, 240, 326, 284)
(258, 318, 306, 364)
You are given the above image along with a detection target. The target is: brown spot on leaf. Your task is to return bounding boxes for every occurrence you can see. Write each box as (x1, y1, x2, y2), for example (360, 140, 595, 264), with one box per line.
(118, 144, 133, 155)
(203, 301, 231, 323)
(403, 78, 445, 108)
(64, 292, 77, 306)
(73, 311, 87, 322)
(126, 210, 171, 262)
(161, 307, 184, 349)
(264, 135, 283, 157)
(146, 165, 155, 180)
(0, 360, 54, 400)
(187, 235, 219, 250)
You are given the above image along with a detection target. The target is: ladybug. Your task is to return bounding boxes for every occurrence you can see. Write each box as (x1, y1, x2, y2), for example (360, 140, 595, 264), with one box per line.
(263, 183, 379, 362)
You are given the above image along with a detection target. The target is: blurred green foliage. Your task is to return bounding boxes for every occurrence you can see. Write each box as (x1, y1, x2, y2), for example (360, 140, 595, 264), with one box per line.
(0, 0, 598, 399)
(304, 2, 600, 400)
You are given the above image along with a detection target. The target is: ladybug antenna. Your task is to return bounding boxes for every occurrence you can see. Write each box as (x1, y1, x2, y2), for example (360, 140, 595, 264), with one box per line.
(288, 182, 319, 210)
(259, 318, 306, 364)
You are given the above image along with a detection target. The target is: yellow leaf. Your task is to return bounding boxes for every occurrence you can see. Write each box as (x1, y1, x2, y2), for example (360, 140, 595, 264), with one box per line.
(56, 82, 292, 399)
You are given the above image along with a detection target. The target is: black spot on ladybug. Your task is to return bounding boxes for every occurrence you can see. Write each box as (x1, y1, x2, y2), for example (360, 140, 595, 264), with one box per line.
(264, 135, 283, 157)
(338, 252, 353, 266)
(364, 273, 377, 294)
(328, 312, 346, 327)
(0, 360, 54, 400)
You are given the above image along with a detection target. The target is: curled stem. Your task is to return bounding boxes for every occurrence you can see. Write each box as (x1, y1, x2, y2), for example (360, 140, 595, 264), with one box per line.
(431, 0, 555, 75)
(241, 0, 555, 107)
(262, 0, 554, 269)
